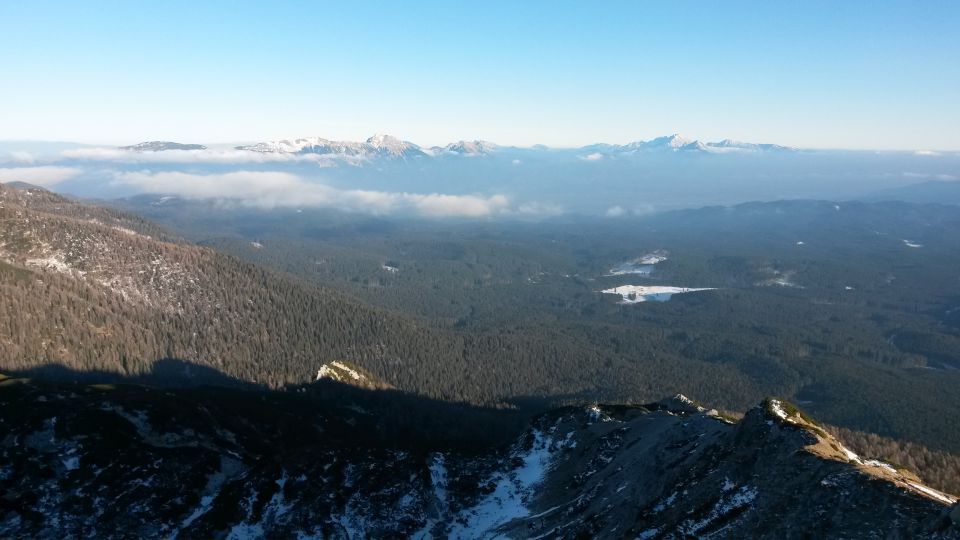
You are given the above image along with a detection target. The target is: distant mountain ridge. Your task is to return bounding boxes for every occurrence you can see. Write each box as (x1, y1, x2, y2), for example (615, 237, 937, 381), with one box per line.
(119, 141, 207, 151)
(235, 134, 429, 159)
(864, 179, 960, 205)
(113, 134, 792, 164)
(433, 139, 499, 155)
(596, 134, 794, 155)
(205, 133, 795, 160)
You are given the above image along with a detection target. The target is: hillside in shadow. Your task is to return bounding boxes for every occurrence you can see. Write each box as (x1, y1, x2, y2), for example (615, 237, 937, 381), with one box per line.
(2, 359, 537, 453)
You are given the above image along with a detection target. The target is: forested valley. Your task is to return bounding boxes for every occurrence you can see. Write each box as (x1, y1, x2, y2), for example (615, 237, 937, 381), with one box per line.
(3, 183, 959, 493)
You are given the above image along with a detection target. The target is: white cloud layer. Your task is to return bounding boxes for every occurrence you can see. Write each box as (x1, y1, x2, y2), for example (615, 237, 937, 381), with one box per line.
(62, 147, 358, 166)
(111, 170, 513, 218)
(3, 151, 38, 164)
(605, 205, 626, 217)
(903, 172, 958, 181)
(516, 201, 564, 216)
(605, 204, 656, 217)
(0, 166, 83, 187)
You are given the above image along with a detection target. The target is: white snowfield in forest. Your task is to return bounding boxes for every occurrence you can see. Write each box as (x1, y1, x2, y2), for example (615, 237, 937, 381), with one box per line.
(601, 285, 715, 303)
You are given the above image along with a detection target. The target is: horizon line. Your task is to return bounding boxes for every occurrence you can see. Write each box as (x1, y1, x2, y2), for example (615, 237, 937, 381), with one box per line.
(1, 136, 957, 155)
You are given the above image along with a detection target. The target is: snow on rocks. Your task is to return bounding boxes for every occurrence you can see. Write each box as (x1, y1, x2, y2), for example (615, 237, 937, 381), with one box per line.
(677, 486, 758, 536)
(767, 399, 789, 421)
(62, 456, 80, 471)
(447, 429, 558, 538)
(839, 444, 861, 463)
(226, 472, 294, 539)
(429, 454, 449, 509)
(766, 399, 958, 507)
(904, 481, 958, 506)
(586, 404, 613, 423)
(315, 361, 365, 383)
(855, 453, 959, 506)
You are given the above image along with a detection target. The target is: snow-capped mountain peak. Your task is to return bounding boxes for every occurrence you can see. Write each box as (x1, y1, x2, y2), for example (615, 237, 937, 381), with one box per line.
(711, 139, 751, 148)
(680, 140, 710, 152)
(364, 134, 425, 157)
(365, 133, 401, 148)
(619, 134, 695, 152)
(236, 134, 426, 159)
(437, 140, 500, 155)
(648, 133, 693, 148)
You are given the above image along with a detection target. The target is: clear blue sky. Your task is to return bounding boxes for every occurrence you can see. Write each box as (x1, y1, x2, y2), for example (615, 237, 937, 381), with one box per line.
(1, 1, 957, 149)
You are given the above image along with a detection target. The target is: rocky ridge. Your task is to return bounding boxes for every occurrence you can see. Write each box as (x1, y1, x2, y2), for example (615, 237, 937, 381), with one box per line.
(1, 376, 956, 539)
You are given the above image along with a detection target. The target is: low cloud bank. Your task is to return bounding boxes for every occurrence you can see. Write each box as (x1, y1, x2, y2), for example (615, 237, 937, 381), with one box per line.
(0, 166, 83, 187)
(902, 171, 958, 181)
(2, 151, 39, 164)
(112, 170, 517, 218)
(605, 204, 656, 218)
(605, 205, 626, 217)
(62, 147, 357, 166)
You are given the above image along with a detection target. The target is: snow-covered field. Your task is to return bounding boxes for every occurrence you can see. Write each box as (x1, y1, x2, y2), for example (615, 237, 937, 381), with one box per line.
(601, 285, 715, 304)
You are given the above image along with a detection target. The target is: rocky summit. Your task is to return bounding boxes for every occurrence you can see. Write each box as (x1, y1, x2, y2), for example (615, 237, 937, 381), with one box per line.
(1, 375, 957, 539)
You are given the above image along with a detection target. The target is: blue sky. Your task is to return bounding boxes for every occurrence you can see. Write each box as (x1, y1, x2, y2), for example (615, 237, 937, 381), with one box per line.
(1, 1, 958, 149)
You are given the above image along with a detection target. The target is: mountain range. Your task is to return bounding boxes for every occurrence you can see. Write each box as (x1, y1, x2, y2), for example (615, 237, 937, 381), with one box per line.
(114, 133, 794, 161)
(119, 141, 208, 152)
(582, 134, 793, 155)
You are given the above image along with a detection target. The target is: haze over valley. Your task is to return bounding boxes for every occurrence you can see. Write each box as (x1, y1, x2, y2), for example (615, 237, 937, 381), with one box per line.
(3, 133, 959, 219)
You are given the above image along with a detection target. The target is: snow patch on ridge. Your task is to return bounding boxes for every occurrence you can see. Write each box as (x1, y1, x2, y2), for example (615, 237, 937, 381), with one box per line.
(904, 481, 958, 505)
(768, 399, 789, 421)
(447, 429, 558, 537)
(678, 486, 758, 535)
(315, 361, 365, 383)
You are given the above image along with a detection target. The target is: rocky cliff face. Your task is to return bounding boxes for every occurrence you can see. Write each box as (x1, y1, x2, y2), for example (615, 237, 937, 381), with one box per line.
(1, 376, 957, 539)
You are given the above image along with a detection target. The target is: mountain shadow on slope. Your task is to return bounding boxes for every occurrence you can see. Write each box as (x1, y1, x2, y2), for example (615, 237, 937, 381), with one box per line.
(6, 358, 264, 390)
(1, 363, 531, 452)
